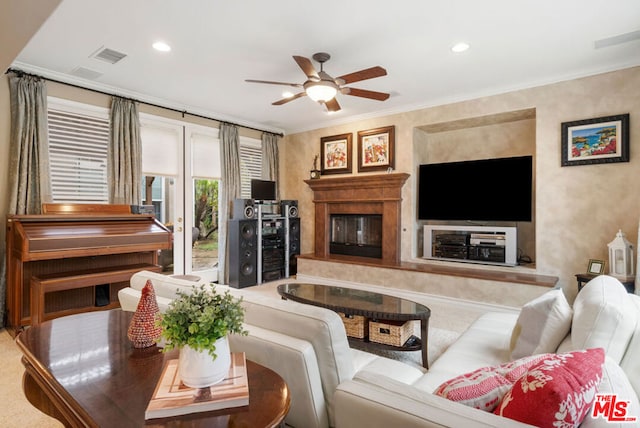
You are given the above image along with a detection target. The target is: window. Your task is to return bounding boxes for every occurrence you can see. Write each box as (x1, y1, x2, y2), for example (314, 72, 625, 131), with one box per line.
(239, 136, 262, 199)
(47, 98, 264, 204)
(47, 99, 109, 203)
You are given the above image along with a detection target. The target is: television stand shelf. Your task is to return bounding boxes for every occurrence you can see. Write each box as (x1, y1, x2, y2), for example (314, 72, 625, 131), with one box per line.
(423, 225, 518, 267)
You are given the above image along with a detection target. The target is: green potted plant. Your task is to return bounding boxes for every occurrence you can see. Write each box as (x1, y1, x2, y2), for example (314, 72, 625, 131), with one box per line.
(159, 284, 247, 387)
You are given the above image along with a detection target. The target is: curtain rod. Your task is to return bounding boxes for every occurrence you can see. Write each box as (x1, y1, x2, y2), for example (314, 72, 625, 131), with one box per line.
(5, 67, 284, 137)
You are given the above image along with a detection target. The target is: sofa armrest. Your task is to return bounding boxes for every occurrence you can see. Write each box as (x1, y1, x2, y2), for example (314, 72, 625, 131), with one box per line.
(129, 270, 206, 300)
(230, 325, 329, 428)
(118, 286, 174, 313)
(334, 376, 536, 428)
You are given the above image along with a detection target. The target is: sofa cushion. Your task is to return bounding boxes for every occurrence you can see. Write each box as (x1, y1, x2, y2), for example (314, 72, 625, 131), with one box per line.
(495, 348, 605, 427)
(581, 356, 640, 427)
(433, 353, 551, 412)
(571, 276, 637, 363)
(510, 288, 573, 359)
(619, 294, 640, 399)
(414, 312, 519, 393)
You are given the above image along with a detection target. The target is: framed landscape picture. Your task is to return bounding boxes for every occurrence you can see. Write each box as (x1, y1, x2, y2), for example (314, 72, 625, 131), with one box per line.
(321, 133, 352, 175)
(357, 125, 395, 172)
(561, 114, 629, 166)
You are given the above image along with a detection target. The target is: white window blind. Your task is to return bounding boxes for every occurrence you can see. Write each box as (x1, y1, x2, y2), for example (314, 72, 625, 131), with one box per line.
(140, 122, 181, 176)
(191, 130, 221, 179)
(239, 137, 262, 199)
(48, 108, 109, 203)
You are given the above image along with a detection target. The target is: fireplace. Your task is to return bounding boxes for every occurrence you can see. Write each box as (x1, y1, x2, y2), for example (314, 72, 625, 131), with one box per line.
(305, 173, 409, 264)
(330, 214, 382, 258)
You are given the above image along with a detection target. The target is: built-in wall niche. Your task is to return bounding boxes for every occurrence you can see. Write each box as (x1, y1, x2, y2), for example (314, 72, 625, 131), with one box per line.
(414, 108, 536, 266)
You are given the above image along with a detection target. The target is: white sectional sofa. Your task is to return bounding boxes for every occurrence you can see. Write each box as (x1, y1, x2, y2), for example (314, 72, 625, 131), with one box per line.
(119, 272, 640, 428)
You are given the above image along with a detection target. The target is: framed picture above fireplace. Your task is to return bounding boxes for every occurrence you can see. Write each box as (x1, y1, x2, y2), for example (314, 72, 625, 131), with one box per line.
(358, 125, 395, 172)
(321, 133, 352, 175)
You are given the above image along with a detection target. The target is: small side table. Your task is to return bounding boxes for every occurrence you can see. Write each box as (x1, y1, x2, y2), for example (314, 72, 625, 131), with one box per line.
(575, 273, 635, 293)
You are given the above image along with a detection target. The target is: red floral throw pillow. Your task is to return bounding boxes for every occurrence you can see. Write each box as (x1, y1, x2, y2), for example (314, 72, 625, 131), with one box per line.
(434, 353, 551, 411)
(494, 348, 605, 427)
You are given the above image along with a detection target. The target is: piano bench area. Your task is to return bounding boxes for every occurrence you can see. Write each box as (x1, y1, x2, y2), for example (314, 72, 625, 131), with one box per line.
(30, 263, 162, 326)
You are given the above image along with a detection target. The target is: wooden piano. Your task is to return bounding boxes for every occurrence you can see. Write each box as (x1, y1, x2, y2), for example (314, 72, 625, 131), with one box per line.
(5, 204, 172, 336)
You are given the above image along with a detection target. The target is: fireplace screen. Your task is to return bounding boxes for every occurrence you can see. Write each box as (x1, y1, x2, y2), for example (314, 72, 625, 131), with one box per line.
(330, 214, 382, 258)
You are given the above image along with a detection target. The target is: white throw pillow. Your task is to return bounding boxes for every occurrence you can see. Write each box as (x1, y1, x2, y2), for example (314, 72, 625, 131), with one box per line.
(571, 275, 637, 363)
(510, 288, 573, 359)
(581, 356, 640, 428)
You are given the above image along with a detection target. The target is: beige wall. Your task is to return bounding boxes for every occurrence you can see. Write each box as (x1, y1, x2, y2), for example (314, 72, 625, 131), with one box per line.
(2, 67, 639, 303)
(280, 66, 640, 301)
(0, 0, 61, 72)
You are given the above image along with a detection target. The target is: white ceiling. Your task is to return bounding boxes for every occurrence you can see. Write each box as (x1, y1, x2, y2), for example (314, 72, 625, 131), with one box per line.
(11, 0, 640, 135)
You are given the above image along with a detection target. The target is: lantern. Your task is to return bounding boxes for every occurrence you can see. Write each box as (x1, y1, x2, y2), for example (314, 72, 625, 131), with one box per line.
(607, 229, 634, 280)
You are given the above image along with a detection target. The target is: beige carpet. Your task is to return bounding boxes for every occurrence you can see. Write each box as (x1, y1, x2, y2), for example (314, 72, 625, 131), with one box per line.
(0, 278, 485, 427)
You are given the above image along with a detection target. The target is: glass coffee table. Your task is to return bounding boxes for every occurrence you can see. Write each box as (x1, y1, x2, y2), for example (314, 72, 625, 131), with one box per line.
(277, 283, 431, 368)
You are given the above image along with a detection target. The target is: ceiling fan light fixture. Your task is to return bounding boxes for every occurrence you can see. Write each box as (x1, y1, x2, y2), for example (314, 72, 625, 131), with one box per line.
(305, 82, 338, 102)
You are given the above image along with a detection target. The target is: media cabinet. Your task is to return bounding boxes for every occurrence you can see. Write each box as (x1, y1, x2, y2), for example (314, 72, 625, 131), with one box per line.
(423, 225, 518, 267)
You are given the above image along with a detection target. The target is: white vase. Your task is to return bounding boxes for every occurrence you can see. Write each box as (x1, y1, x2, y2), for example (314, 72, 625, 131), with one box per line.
(178, 336, 231, 388)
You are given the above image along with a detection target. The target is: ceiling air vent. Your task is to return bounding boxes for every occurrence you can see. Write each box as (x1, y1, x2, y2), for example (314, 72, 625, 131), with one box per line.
(70, 66, 103, 80)
(91, 47, 127, 64)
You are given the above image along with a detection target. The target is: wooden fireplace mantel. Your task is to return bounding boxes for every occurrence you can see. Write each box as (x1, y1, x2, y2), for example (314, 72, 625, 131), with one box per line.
(305, 173, 410, 264)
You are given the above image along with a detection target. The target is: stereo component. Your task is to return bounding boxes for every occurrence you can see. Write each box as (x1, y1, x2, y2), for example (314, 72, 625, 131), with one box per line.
(424, 225, 517, 266)
(280, 200, 298, 218)
(231, 198, 256, 220)
(468, 244, 506, 263)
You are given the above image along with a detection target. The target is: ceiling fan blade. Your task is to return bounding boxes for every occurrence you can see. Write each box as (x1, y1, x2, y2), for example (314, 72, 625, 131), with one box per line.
(336, 66, 387, 85)
(272, 92, 307, 105)
(324, 98, 341, 112)
(293, 56, 319, 79)
(342, 87, 390, 101)
(245, 79, 303, 88)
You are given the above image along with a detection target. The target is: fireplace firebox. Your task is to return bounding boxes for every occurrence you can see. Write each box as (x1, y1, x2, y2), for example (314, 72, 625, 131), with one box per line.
(330, 214, 382, 258)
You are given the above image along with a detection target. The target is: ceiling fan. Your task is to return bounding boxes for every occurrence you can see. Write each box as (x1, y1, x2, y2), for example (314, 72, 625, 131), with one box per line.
(245, 52, 389, 112)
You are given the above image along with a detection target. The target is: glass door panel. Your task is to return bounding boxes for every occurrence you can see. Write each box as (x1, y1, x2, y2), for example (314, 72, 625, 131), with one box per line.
(142, 174, 183, 274)
(187, 127, 221, 283)
(191, 179, 219, 281)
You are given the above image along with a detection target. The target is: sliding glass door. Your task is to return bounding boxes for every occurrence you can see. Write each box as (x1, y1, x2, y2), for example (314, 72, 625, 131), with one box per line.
(140, 117, 221, 282)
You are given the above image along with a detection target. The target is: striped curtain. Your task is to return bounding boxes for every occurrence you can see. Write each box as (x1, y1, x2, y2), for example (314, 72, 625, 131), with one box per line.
(108, 96, 142, 204)
(4, 73, 51, 328)
(261, 132, 280, 200)
(218, 123, 241, 284)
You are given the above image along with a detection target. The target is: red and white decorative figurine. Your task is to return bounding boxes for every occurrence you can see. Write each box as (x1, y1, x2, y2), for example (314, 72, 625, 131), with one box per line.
(127, 279, 162, 348)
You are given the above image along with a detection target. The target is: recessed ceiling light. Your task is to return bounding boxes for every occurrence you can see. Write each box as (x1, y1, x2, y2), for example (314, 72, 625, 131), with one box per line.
(282, 91, 294, 98)
(451, 42, 470, 53)
(152, 41, 171, 52)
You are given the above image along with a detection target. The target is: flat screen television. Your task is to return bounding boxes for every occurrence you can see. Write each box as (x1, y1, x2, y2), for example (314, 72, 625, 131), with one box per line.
(418, 155, 532, 222)
(251, 179, 276, 201)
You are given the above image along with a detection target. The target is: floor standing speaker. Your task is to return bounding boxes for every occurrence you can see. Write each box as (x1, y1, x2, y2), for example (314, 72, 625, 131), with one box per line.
(287, 217, 300, 275)
(228, 219, 258, 288)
